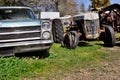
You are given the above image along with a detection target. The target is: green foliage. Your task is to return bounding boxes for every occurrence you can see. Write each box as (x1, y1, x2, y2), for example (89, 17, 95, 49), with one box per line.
(0, 57, 31, 80)
(0, 41, 111, 80)
(90, 0, 111, 9)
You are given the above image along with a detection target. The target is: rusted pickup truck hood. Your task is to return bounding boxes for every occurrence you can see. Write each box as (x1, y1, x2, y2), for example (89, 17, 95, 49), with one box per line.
(0, 19, 41, 27)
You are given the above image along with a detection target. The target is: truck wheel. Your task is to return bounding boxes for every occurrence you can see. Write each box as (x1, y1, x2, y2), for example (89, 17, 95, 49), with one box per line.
(103, 26, 115, 47)
(52, 19, 64, 43)
(63, 31, 79, 49)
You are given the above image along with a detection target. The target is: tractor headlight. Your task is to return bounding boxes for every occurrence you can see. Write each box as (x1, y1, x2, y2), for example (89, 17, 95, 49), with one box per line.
(42, 22, 50, 30)
(42, 31, 50, 39)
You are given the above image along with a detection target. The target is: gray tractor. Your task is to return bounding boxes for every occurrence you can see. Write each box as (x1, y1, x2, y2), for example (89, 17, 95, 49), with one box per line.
(62, 12, 115, 49)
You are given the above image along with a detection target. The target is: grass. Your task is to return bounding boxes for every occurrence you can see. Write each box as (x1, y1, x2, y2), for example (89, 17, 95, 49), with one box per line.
(0, 57, 31, 80)
(115, 32, 120, 41)
(0, 41, 112, 80)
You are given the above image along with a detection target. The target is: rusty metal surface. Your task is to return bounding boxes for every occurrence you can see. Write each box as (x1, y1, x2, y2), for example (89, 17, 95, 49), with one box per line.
(99, 4, 120, 31)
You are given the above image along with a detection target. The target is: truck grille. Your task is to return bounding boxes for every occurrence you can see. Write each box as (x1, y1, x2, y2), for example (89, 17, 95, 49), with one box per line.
(0, 26, 41, 43)
(85, 19, 99, 35)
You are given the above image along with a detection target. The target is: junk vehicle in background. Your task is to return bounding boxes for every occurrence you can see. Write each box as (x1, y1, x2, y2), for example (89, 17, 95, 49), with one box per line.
(61, 4, 120, 49)
(0, 7, 63, 56)
(98, 4, 120, 32)
(40, 12, 64, 44)
(90, 0, 120, 32)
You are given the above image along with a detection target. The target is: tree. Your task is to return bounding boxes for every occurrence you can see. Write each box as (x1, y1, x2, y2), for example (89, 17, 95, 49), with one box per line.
(87, 4, 91, 11)
(53, 0, 78, 16)
(32, 0, 78, 16)
(0, 0, 4, 6)
(0, 0, 26, 6)
(0, 0, 79, 16)
(79, 2, 85, 12)
(90, 0, 111, 10)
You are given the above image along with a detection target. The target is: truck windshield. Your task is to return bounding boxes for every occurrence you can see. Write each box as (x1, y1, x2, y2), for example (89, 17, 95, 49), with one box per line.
(0, 9, 36, 20)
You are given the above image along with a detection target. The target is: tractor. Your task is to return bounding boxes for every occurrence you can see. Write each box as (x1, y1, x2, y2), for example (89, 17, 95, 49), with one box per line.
(61, 4, 120, 49)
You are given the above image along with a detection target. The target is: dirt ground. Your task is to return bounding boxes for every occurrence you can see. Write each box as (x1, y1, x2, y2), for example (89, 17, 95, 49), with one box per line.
(61, 46, 120, 80)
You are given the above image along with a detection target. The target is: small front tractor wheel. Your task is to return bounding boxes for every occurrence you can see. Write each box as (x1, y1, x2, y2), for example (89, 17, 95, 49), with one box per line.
(103, 25, 116, 47)
(52, 19, 64, 43)
(63, 31, 79, 49)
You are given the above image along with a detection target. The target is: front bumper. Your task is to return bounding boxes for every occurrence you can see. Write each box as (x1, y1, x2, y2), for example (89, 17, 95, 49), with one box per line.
(0, 40, 53, 53)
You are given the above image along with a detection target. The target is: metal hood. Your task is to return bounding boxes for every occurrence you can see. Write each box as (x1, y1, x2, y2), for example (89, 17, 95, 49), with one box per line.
(0, 19, 41, 27)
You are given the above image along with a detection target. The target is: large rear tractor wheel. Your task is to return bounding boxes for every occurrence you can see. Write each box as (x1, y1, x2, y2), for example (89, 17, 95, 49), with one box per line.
(52, 19, 64, 43)
(63, 31, 79, 49)
(103, 25, 116, 47)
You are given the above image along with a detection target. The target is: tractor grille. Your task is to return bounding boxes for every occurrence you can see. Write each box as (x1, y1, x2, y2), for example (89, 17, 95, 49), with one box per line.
(85, 19, 99, 35)
(0, 26, 41, 43)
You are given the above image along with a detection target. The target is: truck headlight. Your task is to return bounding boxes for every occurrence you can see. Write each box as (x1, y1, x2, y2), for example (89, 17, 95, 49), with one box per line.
(42, 22, 50, 30)
(42, 31, 50, 39)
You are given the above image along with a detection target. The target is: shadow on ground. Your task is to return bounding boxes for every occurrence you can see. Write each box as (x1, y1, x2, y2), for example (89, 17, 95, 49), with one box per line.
(78, 41, 92, 47)
(115, 42, 120, 47)
(96, 41, 120, 47)
(95, 43, 106, 47)
(15, 50, 50, 59)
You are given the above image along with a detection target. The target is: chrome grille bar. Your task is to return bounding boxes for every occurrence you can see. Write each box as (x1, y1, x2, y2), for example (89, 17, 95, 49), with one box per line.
(0, 30, 40, 35)
(0, 26, 41, 42)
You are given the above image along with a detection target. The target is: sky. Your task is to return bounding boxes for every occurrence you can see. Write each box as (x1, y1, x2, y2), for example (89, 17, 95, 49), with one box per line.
(77, 0, 120, 10)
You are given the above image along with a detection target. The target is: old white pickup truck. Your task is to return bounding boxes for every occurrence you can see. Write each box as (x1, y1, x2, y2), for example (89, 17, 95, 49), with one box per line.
(0, 6, 54, 56)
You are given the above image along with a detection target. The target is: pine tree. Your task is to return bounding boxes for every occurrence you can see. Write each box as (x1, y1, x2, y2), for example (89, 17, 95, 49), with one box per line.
(80, 2, 85, 12)
(88, 4, 91, 11)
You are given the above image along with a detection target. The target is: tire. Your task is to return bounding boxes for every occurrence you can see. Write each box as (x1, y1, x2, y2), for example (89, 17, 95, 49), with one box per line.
(52, 19, 64, 43)
(63, 31, 79, 49)
(103, 25, 116, 47)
